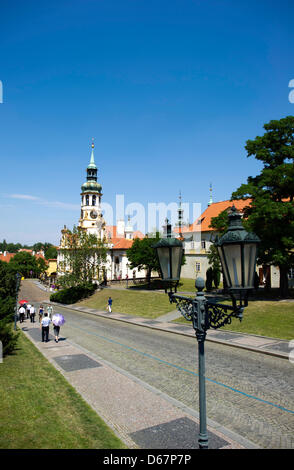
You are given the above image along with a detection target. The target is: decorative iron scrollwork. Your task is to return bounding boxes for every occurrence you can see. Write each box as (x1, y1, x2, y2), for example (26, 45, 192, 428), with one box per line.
(168, 292, 194, 321)
(168, 292, 243, 332)
(206, 302, 243, 329)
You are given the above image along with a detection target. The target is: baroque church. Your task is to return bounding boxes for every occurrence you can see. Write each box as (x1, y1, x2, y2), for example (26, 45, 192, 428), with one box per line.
(57, 142, 145, 283)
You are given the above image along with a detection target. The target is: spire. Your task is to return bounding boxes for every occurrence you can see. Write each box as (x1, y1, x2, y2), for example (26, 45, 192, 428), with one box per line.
(86, 139, 98, 182)
(177, 191, 184, 238)
(88, 138, 97, 170)
(208, 183, 213, 206)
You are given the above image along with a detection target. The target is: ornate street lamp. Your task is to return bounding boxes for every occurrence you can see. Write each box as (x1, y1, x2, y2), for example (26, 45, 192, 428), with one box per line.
(154, 219, 184, 292)
(216, 205, 260, 305)
(153, 206, 260, 449)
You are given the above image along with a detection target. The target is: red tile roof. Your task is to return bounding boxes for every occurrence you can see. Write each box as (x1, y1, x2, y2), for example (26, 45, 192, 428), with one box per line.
(0, 253, 16, 262)
(132, 230, 144, 239)
(105, 225, 117, 239)
(111, 238, 134, 250)
(0, 252, 46, 262)
(175, 199, 252, 233)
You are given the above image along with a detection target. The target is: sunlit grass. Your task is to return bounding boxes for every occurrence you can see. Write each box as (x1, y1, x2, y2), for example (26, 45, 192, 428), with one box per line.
(174, 300, 294, 340)
(0, 332, 125, 449)
(78, 288, 173, 318)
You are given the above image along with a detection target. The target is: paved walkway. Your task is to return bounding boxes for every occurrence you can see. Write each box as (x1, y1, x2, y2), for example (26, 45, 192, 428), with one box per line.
(22, 318, 257, 450)
(19, 280, 290, 449)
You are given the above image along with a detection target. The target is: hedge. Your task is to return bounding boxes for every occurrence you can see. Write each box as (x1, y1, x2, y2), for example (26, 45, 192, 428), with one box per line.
(50, 283, 97, 304)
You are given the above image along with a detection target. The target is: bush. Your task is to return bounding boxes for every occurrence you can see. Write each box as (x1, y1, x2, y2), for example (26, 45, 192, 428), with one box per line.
(0, 319, 19, 356)
(213, 269, 221, 289)
(0, 261, 20, 357)
(50, 283, 97, 304)
(205, 267, 213, 291)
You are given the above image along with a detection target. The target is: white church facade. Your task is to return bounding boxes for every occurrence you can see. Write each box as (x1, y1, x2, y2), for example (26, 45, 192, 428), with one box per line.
(57, 142, 145, 283)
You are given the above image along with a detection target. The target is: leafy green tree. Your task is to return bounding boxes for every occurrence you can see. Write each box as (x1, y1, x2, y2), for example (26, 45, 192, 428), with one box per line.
(232, 116, 294, 297)
(59, 226, 107, 287)
(44, 245, 58, 259)
(33, 242, 44, 252)
(126, 235, 161, 284)
(9, 251, 47, 278)
(0, 261, 19, 356)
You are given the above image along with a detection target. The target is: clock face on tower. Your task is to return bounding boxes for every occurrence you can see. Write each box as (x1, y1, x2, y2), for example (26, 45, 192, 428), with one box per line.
(90, 210, 98, 219)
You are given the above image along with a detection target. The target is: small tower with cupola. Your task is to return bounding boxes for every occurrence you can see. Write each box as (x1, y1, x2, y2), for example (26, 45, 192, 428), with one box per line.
(79, 140, 105, 238)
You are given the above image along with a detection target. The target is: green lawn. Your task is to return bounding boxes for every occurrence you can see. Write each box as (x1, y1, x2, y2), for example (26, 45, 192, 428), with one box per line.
(174, 300, 294, 340)
(0, 332, 125, 449)
(78, 288, 173, 318)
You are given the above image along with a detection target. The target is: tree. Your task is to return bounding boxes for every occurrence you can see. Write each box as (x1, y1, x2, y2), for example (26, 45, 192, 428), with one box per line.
(44, 245, 58, 260)
(9, 251, 47, 278)
(126, 235, 161, 284)
(231, 116, 294, 297)
(0, 261, 19, 356)
(59, 226, 107, 287)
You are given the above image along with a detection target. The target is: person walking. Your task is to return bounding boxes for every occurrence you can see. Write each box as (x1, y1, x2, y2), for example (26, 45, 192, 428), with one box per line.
(26, 303, 32, 319)
(38, 305, 44, 323)
(19, 305, 25, 323)
(30, 304, 36, 323)
(47, 305, 53, 319)
(107, 297, 113, 313)
(53, 322, 60, 343)
(40, 312, 51, 342)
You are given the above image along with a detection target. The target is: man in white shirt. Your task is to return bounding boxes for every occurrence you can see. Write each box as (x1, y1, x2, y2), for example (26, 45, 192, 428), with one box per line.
(41, 312, 51, 342)
(30, 305, 36, 323)
(26, 303, 31, 319)
(19, 306, 25, 323)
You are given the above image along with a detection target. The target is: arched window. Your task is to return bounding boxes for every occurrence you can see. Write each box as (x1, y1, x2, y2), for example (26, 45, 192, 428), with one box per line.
(92, 195, 96, 206)
(86, 195, 89, 206)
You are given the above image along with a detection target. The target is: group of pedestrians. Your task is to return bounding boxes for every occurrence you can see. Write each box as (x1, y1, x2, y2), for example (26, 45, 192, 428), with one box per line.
(18, 303, 36, 323)
(18, 302, 62, 343)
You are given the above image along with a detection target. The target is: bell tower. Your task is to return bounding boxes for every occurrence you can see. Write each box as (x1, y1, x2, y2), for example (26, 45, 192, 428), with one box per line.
(79, 140, 105, 238)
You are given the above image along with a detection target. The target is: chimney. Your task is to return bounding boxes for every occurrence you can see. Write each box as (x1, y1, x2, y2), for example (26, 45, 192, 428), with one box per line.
(116, 219, 125, 237)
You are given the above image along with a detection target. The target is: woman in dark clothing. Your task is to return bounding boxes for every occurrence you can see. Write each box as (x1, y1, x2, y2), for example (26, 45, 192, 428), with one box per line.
(53, 323, 60, 343)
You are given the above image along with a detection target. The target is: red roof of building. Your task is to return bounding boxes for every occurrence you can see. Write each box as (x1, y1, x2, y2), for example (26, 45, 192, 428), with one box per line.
(0, 252, 46, 262)
(105, 224, 145, 249)
(0, 253, 16, 262)
(111, 238, 134, 250)
(175, 199, 252, 234)
(132, 230, 144, 239)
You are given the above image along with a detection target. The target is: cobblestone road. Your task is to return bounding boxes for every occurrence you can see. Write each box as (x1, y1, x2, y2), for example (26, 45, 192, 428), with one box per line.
(20, 281, 294, 449)
(54, 306, 294, 449)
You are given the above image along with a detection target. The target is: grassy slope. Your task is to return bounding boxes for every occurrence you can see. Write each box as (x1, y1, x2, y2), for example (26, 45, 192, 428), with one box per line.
(0, 332, 125, 449)
(78, 288, 173, 318)
(174, 300, 294, 340)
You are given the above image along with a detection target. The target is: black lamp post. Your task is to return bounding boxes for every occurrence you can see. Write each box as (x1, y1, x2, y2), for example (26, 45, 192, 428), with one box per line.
(14, 272, 21, 331)
(153, 206, 260, 449)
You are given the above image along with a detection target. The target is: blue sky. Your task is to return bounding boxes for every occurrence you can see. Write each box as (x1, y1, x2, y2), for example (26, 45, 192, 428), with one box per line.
(0, 0, 293, 245)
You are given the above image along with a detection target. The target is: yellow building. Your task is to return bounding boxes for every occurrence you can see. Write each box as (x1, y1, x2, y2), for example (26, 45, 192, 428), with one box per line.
(46, 259, 57, 286)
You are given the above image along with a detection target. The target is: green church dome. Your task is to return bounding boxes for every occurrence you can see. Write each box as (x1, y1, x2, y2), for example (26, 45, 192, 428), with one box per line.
(81, 180, 102, 193)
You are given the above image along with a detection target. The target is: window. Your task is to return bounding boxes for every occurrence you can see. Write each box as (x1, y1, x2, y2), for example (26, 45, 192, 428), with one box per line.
(92, 195, 96, 206)
(201, 240, 206, 250)
(289, 268, 294, 279)
(86, 195, 89, 206)
(195, 262, 201, 272)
